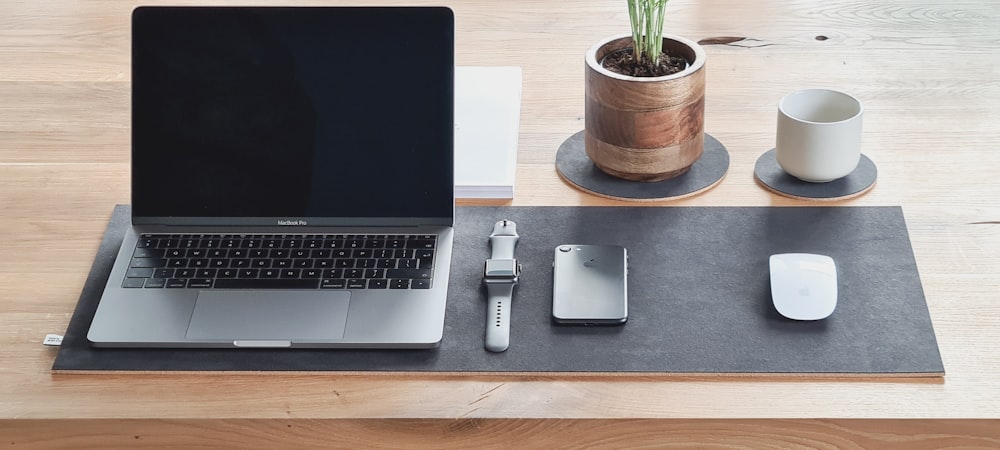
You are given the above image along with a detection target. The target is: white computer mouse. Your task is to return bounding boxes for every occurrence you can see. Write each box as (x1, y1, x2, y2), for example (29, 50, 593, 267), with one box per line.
(769, 253, 838, 320)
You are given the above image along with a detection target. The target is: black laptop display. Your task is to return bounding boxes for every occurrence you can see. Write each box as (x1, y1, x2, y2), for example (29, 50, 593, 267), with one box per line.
(131, 6, 454, 223)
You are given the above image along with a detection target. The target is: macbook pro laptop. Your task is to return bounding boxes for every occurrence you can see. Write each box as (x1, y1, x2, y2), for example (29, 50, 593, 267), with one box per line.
(87, 6, 456, 348)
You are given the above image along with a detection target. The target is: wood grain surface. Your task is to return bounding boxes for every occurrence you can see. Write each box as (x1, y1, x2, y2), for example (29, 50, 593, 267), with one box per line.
(2, 0, 999, 446)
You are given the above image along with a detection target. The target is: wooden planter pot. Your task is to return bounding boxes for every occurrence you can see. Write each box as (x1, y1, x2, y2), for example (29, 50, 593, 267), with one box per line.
(585, 34, 707, 182)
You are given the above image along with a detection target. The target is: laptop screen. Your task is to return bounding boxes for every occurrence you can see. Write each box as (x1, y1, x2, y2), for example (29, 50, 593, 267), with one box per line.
(130, 7, 454, 225)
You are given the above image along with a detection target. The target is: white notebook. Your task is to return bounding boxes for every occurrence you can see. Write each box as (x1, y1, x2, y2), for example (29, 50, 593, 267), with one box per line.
(455, 66, 523, 199)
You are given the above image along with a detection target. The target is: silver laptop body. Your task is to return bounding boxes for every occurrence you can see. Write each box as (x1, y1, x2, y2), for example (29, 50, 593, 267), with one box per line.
(88, 6, 456, 349)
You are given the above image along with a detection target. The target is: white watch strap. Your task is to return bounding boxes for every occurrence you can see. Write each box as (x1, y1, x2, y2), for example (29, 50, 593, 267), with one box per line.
(485, 282, 514, 352)
(489, 235, 518, 259)
(484, 219, 519, 353)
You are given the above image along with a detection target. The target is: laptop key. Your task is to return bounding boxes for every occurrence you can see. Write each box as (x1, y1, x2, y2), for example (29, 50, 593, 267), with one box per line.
(136, 237, 157, 248)
(126, 267, 154, 278)
(410, 279, 431, 289)
(321, 279, 347, 289)
(416, 250, 434, 268)
(187, 279, 213, 288)
(386, 268, 432, 279)
(213, 279, 320, 289)
(144, 278, 167, 288)
(397, 259, 419, 269)
(130, 257, 167, 268)
(158, 239, 179, 248)
(406, 239, 436, 249)
(217, 269, 237, 278)
(132, 248, 164, 258)
(123, 278, 146, 288)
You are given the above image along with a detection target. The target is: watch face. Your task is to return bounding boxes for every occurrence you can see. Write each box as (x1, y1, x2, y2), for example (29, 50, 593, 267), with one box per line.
(484, 259, 518, 277)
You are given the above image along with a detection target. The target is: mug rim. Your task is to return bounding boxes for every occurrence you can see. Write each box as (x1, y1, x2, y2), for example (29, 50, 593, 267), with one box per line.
(779, 88, 863, 125)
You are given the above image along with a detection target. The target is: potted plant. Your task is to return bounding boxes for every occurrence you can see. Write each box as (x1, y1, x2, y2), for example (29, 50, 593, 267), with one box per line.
(585, 0, 707, 182)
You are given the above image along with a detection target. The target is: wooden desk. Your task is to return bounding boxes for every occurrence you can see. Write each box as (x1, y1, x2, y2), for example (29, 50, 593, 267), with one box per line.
(2, 0, 998, 446)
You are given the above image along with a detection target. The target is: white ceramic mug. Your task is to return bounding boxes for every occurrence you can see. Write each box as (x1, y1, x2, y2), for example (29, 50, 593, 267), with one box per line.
(775, 89, 864, 182)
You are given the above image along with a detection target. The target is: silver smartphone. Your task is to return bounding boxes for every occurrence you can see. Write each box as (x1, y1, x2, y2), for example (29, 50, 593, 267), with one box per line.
(552, 244, 628, 325)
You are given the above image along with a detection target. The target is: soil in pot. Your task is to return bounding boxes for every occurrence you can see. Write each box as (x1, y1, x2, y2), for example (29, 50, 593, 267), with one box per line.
(601, 47, 688, 77)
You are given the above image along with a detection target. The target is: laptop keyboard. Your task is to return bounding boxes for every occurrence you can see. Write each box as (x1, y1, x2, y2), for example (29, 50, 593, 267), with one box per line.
(122, 234, 436, 290)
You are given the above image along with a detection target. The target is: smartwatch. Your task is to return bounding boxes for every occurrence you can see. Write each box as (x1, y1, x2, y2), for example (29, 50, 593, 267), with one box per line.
(483, 219, 521, 352)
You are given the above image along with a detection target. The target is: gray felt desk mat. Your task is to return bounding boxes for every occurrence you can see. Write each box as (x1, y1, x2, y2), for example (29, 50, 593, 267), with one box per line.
(54, 205, 944, 376)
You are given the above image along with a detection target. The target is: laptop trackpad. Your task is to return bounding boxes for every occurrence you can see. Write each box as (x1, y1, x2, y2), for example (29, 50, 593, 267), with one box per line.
(186, 291, 350, 341)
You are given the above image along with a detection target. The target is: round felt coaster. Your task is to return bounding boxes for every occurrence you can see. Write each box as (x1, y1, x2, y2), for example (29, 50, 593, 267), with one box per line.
(754, 149, 877, 201)
(555, 131, 730, 202)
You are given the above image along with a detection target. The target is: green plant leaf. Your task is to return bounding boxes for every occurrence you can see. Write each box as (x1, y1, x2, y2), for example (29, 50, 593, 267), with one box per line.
(626, 0, 670, 63)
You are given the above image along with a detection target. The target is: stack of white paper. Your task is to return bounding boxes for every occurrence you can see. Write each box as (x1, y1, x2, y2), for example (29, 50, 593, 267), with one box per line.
(454, 66, 522, 199)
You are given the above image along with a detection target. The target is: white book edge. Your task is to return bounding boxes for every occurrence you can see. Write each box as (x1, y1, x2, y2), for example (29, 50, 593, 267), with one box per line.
(454, 66, 522, 199)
